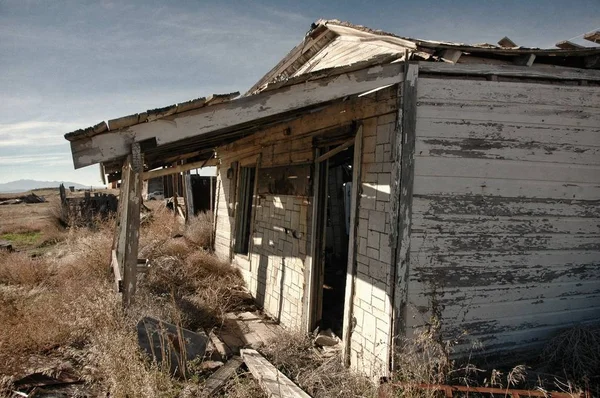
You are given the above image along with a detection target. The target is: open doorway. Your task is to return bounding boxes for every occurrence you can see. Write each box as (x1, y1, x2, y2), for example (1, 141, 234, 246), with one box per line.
(314, 144, 355, 338)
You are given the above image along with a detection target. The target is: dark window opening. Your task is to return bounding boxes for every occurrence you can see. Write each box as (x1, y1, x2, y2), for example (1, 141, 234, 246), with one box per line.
(234, 166, 256, 254)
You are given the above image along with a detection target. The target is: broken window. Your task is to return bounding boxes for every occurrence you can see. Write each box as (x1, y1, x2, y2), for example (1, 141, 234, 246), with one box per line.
(234, 166, 256, 255)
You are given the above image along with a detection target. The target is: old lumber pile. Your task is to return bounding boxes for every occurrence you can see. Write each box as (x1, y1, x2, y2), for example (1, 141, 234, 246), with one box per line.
(59, 184, 117, 224)
(0, 192, 46, 205)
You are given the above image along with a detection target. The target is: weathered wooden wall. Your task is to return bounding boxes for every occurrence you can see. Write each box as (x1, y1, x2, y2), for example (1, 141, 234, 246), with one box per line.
(406, 78, 600, 354)
(212, 87, 398, 357)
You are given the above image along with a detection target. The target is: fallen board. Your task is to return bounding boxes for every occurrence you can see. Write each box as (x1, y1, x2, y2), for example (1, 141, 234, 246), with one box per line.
(240, 349, 311, 398)
(202, 356, 243, 396)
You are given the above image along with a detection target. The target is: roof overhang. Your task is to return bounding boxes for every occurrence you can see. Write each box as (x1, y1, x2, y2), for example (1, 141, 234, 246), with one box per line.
(66, 61, 406, 170)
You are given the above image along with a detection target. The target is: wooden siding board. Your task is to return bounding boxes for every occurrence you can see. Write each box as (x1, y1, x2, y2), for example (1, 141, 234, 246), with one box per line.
(407, 77, 600, 356)
(416, 118, 600, 148)
(415, 137, 600, 166)
(415, 156, 600, 184)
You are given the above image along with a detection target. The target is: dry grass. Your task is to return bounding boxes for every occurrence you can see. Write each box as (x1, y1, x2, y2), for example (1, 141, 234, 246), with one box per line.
(261, 332, 377, 398)
(0, 211, 181, 397)
(542, 325, 600, 388)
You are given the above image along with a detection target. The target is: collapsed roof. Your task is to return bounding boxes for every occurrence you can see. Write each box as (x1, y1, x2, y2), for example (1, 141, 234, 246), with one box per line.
(64, 20, 600, 174)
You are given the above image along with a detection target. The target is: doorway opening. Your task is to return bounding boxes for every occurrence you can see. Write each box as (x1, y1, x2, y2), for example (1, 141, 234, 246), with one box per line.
(315, 145, 354, 337)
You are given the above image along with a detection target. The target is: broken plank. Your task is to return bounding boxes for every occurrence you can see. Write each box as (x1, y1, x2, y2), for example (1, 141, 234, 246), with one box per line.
(202, 356, 243, 396)
(240, 349, 311, 398)
(583, 30, 600, 44)
(315, 136, 354, 163)
(555, 40, 584, 50)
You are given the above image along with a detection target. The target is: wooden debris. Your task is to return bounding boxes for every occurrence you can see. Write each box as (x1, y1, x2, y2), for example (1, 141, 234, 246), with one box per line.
(241, 349, 311, 398)
(13, 370, 80, 391)
(202, 356, 243, 396)
(556, 40, 585, 50)
(208, 330, 232, 361)
(583, 30, 600, 44)
(498, 36, 517, 48)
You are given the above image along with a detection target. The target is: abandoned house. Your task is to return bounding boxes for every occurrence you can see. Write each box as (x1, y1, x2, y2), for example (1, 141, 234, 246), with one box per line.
(64, 20, 600, 378)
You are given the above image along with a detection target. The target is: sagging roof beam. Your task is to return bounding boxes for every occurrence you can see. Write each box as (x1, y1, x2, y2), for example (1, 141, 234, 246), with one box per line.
(142, 158, 217, 181)
(69, 62, 405, 169)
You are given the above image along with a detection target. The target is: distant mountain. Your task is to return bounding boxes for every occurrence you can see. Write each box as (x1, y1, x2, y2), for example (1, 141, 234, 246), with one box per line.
(0, 179, 91, 193)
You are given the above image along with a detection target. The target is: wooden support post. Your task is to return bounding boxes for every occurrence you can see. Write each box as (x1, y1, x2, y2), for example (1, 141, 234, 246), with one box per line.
(183, 170, 194, 221)
(121, 142, 143, 307)
(391, 63, 419, 369)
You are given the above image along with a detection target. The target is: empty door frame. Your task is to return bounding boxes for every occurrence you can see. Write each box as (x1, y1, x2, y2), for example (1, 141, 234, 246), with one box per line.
(305, 126, 363, 367)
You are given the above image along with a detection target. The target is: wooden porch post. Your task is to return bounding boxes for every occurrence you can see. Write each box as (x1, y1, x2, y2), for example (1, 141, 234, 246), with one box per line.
(116, 142, 143, 307)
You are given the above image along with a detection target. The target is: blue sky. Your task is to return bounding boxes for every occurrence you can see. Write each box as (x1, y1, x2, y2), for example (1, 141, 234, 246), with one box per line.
(1, 0, 598, 185)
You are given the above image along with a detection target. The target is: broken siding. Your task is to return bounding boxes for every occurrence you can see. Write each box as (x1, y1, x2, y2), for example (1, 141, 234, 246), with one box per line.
(213, 88, 398, 333)
(406, 78, 600, 354)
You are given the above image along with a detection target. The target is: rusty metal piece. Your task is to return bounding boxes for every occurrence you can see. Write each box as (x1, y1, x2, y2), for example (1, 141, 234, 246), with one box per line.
(379, 382, 591, 398)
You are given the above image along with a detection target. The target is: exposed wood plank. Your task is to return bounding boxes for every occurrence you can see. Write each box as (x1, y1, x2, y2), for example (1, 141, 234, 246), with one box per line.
(440, 49, 462, 63)
(412, 194, 600, 218)
(392, 63, 418, 356)
(414, 156, 600, 184)
(183, 170, 194, 221)
(122, 143, 143, 307)
(415, 137, 600, 166)
(498, 36, 517, 48)
(418, 61, 600, 81)
(202, 356, 243, 396)
(416, 101, 600, 128)
(583, 30, 600, 44)
(71, 63, 406, 169)
(413, 175, 600, 200)
(341, 125, 363, 367)
(417, 78, 600, 108)
(110, 249, 122, 293)
(415, 118, 600, 148)
(142, 159, 217, 180)
(412, 213, 600, 235)
(555, 40, 584, 50)
(240, 349, 311, 398)
(315, 137, 355, 162)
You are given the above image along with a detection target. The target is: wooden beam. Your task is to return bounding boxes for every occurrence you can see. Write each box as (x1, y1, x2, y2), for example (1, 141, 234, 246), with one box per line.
(240, 349, 311, 398)
(122, 143, 143, 307)
(440, 49, 462, 63)
(111, 249, 122, 292)
(498, 36, 517, 48)
(514, 53, 536, 67)
(418, 61, 600, 81)
(583, 30, 600, 44)
(142, 159, 217, 180)
(315, 137, 355, 162)
(202, 356, 243, 396)
(183, 170, 194, 221)
(341, 125, 363, 367)
(392, 63, 419, 368)
(555, 40, 584, 50)
(70, 63, 406, 169)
